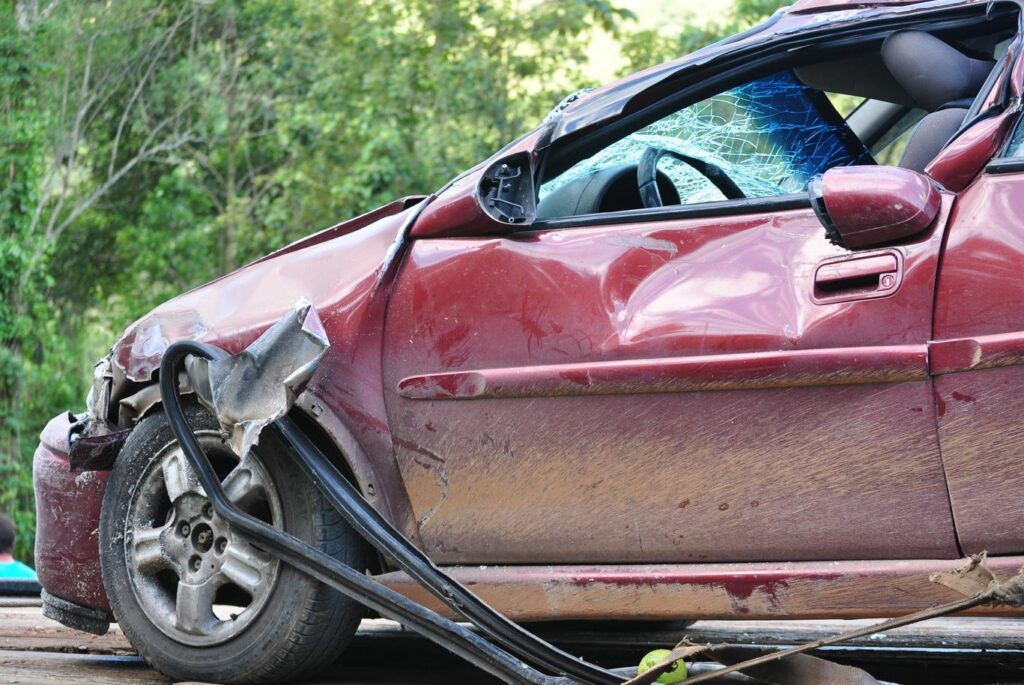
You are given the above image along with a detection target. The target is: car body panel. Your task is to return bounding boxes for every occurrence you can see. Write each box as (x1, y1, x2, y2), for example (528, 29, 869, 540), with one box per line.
(932, 170, 1024, 555)
(926, 109, 1019, 191)
(377, 556, 1024, 621)
(249, 195, 425, 265)
(381, 198, 958, 564)
(110, 206, 423, 532)
(33, 413, 110, 612)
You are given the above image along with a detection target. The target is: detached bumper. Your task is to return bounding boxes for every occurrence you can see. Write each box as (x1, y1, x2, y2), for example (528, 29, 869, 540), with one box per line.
(33, 412, 112, 615)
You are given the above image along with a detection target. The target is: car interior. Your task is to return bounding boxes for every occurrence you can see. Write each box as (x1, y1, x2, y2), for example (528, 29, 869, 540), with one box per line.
(536, 17, 1018, 221)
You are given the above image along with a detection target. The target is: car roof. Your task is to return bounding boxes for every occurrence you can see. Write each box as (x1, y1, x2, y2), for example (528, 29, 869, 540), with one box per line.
(789, 0, 935, 12)
(548, 0, 989, 142)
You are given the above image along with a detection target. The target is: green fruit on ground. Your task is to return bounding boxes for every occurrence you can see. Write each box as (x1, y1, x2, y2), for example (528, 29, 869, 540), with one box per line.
(637, 648, 688, 683)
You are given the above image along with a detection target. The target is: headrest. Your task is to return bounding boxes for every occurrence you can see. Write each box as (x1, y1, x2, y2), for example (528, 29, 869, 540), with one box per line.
(881, 31, 994, 112)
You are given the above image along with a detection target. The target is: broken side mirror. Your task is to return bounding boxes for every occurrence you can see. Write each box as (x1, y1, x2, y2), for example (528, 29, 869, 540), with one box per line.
(410, 153, 536, 239)
(809, 166, 941, 250)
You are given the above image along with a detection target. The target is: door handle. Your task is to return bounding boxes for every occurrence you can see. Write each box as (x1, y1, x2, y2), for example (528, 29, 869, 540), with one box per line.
(812, 252, 901, 303)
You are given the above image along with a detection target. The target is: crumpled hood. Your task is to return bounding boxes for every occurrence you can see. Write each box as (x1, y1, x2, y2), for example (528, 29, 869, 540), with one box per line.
(112, 202, 414, 382)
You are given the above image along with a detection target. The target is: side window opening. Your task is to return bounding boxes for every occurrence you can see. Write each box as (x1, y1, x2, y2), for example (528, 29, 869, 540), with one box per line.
(870, 108, 928, 166)
(538, 70, 873, 216)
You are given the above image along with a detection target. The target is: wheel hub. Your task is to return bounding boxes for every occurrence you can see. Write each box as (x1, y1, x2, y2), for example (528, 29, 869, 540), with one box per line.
(169, 495, 228, 583)
(124, 432, 283, 646)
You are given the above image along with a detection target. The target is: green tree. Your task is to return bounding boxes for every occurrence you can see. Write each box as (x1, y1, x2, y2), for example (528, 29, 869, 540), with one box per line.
(619, 0, 787, 72)
(0, 7, 42, 558)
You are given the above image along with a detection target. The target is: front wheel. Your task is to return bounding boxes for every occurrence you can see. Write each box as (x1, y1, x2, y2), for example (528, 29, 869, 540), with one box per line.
(99, 404, 369, 684)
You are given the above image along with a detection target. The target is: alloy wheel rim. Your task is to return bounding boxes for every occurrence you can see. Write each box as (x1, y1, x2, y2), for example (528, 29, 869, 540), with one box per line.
(124, 431, 282, 646)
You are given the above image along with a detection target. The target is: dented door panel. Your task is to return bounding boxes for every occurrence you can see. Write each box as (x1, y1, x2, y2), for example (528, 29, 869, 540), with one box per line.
(382, 204, 958, 564)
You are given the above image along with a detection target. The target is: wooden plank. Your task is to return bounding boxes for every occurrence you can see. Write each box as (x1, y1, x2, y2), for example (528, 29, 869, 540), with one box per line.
(0, 650, 167, 685)
(5, 604, 1024, 654)
(0, 606, 132, 654)
(3, 605, 1024, 684)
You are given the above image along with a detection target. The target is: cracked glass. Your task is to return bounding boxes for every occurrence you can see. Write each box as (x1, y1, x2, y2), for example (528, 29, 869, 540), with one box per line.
(1005, 113, 1024, 158)
(540, 70, 874, 208)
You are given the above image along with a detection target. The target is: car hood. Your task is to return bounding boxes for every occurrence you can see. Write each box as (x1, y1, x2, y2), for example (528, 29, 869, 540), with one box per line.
(111, 199, 419, 383)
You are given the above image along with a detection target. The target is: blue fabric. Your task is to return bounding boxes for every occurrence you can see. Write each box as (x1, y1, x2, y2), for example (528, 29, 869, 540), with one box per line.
(0, 560, 38, 580)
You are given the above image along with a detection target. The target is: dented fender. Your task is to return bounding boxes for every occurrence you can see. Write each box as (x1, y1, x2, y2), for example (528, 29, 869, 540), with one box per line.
(97, 205, 419, 535)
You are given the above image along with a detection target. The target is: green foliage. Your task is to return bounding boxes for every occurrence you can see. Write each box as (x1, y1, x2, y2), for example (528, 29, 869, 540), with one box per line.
(618, 0, 787, 72)
(1, 7, 45, 562)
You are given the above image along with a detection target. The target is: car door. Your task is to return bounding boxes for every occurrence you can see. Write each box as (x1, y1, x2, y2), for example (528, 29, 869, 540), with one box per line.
(930, 111, 1024, 556)
(381, 71, 958, 566)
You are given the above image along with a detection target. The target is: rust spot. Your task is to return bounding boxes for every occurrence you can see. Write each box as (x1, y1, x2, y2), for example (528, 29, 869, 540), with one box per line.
(750, 500, 760, 508)
(951, 391, 976, 403)
(910, 407, 923, 413)
(677, 498, 690, 509)
(718, 503, 729, 511)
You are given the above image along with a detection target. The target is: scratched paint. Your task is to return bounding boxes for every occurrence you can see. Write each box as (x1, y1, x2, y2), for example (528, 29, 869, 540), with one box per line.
(375, 557, 1024, 621)
(383, 193, 957, 565)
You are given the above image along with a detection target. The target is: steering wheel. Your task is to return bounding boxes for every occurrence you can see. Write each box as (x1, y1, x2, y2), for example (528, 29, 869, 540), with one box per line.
(637, 147, 746, 208)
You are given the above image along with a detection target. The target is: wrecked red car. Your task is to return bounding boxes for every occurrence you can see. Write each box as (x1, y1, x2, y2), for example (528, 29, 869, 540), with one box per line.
(32, 0, 1024, 681)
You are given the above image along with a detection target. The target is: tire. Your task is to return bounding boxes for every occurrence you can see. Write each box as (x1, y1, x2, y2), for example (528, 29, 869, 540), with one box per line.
(100, 403, 368, 684)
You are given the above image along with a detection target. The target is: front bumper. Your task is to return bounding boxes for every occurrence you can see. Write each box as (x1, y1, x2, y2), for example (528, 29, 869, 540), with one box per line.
(33, 412, 112, 615)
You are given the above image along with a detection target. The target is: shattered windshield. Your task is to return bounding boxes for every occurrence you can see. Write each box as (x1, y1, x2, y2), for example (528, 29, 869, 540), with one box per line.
(540, 70, 874, 206)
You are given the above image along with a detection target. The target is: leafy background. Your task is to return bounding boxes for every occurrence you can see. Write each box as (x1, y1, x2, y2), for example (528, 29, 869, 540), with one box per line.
(1, 0, 785, 564)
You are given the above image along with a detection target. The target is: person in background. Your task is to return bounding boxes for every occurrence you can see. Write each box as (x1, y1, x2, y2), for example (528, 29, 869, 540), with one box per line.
(0, 514, 37, 580)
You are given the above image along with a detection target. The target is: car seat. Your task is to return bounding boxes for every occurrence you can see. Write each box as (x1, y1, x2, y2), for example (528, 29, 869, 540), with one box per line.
(881, 30, 995, 172)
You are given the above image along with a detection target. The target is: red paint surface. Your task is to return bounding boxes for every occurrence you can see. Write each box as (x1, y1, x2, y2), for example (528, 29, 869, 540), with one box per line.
(398, 345, 928, 400)
(926, 111, 1016, 191)
(32, 413, 111, 611)
(251, 196, 424, 264)
(383, 196, 957, 563)
(932, 171, 1024, 555)
(929, 332, 1024, 375)
(113, 209, 417, 533)
(821, 166, 941, 249)
(376, 556, 1024, 621)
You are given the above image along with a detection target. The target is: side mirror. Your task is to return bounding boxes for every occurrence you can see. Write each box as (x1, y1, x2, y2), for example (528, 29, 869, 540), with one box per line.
(410, 153, 536, 239)
(809, 166, 941, 250)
